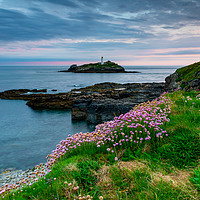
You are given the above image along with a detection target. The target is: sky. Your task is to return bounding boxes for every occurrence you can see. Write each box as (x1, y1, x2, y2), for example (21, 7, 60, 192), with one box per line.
(0, 0, 200, 66)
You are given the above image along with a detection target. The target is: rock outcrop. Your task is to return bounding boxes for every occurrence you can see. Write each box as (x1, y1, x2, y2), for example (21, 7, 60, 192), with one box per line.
(0, 82, 165, 124)
(71, 82, 164, 124)
(0, 89, 47, 100)
(165, 61, 200, 91)
(59, 61, 139, 73)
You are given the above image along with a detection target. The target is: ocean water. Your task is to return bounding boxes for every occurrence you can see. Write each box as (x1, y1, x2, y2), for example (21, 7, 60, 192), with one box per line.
(0, 65, 179, 170)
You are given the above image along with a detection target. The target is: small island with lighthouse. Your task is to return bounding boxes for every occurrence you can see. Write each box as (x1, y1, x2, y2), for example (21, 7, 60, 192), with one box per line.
(59, 57, 140, 73)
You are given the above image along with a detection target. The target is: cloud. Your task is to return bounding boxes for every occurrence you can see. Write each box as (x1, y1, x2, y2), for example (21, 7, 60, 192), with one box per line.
(0, 0, 200, 65)
(0, 0, 199, 43)
(39, 0, 78, 7)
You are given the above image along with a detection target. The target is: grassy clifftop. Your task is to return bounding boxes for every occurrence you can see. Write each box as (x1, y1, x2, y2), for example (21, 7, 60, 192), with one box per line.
(176, 61, 200, 82)
(165, 61, 200, 91)
(1, 89, 200, 199)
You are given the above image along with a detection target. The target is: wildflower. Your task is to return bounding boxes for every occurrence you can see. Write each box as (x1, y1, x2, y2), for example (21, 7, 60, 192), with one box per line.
(99, 196, 104, 200)
(115, 157, 118, 161)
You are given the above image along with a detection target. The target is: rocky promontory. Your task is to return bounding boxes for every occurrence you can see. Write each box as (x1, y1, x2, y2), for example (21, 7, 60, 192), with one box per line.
(165, 61, 200, 91)
(59, 61, 139, 73)
(0, 82, 164, 124)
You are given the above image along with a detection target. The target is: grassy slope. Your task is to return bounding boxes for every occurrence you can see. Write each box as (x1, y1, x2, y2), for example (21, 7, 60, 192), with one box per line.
(1, 90, 200, 200)
(176, 61, 200, 83)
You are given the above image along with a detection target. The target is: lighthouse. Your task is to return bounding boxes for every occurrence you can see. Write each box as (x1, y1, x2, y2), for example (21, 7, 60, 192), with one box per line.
(101, 56, 104, 65)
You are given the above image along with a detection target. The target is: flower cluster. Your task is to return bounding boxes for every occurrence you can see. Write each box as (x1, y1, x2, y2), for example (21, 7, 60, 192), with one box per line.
(0, 93, 172, 197)
(94, 93, 172, 154)
(46, 93, 172, 167)
(46, 131, 104, 169)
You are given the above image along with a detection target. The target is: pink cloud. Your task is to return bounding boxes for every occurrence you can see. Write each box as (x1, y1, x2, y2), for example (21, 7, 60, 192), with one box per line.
(8, 61, 84, 66)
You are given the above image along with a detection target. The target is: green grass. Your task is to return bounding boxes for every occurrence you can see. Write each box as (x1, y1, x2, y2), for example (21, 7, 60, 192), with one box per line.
(190, 167, 200, 191)
(78, 61, 124, 70)
(176, 61, 200, 82)
(175, 61, 200, 89)
(1, 89, 200, 199)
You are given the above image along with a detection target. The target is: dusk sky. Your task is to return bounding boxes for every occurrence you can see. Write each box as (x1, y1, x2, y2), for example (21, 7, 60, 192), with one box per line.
(0, 0, 200, 66)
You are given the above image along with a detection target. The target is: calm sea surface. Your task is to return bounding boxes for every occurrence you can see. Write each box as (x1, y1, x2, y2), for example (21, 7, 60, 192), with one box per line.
(0, 65, 179, 170)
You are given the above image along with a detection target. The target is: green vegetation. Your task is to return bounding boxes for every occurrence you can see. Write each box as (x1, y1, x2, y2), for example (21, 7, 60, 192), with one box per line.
(1, 89, 200, 199)
(190, 167, 200, 192)
(176, 62, 200, 82)
(175, 61, 200, 89)
(80, 61, 122, 69)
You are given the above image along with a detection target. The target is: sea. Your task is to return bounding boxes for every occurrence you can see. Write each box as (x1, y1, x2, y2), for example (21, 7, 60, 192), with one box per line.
(0, 65, 180, 171)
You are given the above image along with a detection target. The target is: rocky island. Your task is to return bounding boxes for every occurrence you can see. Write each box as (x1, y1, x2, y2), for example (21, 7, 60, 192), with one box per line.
(59, 60, 139, 73)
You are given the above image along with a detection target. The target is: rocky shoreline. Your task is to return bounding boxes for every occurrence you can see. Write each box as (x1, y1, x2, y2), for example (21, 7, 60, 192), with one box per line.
(0, 164, 48, 188)
(1, 61, 199, 196)
(0, 81, 165, 190)
(0, 82, 165, 124)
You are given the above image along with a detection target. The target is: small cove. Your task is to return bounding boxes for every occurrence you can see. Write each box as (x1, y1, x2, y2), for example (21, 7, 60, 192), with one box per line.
(0, 65, 179, 170)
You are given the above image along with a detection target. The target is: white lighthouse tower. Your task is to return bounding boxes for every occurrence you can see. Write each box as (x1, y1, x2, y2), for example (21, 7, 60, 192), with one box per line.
(101, 56, 104, 65)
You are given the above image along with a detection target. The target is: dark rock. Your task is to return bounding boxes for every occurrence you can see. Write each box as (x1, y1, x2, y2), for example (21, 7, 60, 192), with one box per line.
(0, 82, 165, 124)
(26, 94, 73, 110)
(165, 70, 200, 91)
(70, 82, 165, 124)
(165, 72, 178, 91)
(0, 89, 47, 100)
(189, 79, 200, 88)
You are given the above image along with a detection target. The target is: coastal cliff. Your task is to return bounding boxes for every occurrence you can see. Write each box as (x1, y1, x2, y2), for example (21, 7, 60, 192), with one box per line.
(165, 61, 200, 91)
